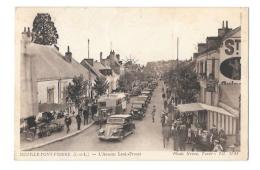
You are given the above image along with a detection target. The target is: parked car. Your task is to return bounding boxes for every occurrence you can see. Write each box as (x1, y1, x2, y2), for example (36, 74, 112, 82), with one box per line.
(129, 101, 145, 120)
(37, 120, 64, 138)
(98, 114, 135, 141)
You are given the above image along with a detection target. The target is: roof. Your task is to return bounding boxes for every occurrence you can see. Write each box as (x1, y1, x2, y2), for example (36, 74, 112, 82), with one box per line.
(93, 61, 109, 70)
(27, 43, 91, 81)
(222, 26, 241, 40)
(80, 59, 103, 78)
(110, 114, 131, 118)
(177, 103, 237, 118)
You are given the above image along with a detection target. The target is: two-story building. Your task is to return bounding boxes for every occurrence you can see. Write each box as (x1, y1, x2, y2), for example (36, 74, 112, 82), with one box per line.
(178, 21, 241, 140)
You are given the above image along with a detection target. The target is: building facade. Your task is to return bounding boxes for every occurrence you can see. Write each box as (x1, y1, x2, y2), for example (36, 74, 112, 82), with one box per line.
(20, 27, 93, 117)
(194, 21, 241, 136)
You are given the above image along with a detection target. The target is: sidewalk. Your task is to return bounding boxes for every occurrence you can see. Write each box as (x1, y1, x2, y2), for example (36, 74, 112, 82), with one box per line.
(20, 116, 94, 151)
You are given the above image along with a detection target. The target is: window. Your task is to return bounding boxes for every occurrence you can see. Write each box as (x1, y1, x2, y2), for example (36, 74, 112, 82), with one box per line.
(212, 59, 215, 78)
(47, 87, 54, 103)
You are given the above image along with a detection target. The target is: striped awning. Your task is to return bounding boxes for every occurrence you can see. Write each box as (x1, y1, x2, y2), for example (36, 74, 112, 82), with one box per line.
(177, 103, 238, 118)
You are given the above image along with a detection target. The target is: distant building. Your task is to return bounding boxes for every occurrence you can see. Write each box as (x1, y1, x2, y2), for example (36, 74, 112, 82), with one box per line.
(81, 52, 120, 94)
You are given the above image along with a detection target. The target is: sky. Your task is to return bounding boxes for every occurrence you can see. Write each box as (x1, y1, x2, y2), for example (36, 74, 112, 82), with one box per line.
(16, 7, 244, 65)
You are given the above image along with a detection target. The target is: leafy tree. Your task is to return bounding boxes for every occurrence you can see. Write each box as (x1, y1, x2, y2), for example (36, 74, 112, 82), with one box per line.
(67, 75, 88, 108)
(32, 13, 59, 45)
(167, 61, 200, 103)
(93, 77, 109, 96)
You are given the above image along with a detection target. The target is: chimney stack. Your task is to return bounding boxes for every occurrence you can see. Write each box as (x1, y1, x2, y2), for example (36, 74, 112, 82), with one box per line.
(65, 45, 72, 63)
(222, 21, 224, 28)
(226, 20, 228, 28)
(100, 52, 103, 62)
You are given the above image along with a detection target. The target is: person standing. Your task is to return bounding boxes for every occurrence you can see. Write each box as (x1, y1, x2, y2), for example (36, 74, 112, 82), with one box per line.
(83, 108, 89, 125)
(172, 124, 179, 151)
(64, 114, 72, 134)
(76, 114, 81, 130)
(162, 124, 171, 148)
(151, 105, 156, 123)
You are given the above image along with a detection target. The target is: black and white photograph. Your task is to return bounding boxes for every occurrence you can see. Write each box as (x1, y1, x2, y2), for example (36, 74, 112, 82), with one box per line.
(14, 7, 248, 160)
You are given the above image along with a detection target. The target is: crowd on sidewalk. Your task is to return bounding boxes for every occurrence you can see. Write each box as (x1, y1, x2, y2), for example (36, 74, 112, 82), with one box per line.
(159, 82, 227, 152)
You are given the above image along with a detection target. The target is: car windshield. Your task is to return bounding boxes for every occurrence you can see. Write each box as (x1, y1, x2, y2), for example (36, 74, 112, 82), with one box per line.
(107, 118, 124, 124)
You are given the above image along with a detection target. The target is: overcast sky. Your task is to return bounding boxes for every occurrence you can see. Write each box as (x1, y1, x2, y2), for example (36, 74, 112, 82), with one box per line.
(16, 8, 243, 65)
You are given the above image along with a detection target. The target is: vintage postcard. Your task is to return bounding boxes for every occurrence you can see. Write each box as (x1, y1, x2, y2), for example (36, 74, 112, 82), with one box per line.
(15, 7, 248, 160)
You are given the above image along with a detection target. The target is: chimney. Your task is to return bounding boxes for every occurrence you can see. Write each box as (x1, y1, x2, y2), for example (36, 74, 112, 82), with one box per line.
(21, 26, 32, 44)
(116, 54, 120, 61)
(226, 20, 228, 28)
(206, 37, 220, 50)
(100, 52, 103, 62)
(197, 43, 207, 53)
(65, 46, 72, 62)
(85, 58, 94, 66)
(218, 20, 232, 37)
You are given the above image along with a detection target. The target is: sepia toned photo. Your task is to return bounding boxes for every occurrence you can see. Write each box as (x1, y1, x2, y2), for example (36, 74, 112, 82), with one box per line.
(15, 7, 248, 160)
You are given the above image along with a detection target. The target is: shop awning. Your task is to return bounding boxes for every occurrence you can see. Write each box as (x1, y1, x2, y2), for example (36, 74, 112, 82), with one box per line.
(177, 103, 238, 118)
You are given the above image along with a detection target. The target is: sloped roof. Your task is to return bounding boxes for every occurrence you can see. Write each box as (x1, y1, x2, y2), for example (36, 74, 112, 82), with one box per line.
(93, 61, 107, 70)
(80, 59, 104, 78)
(26, 43, 91, 81)
(222, 26, 241, 40)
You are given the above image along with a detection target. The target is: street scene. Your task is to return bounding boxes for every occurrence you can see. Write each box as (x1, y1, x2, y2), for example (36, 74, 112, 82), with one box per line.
(16, 8, 246, 154)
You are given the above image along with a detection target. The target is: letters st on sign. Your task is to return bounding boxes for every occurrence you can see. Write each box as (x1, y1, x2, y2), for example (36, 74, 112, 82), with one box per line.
(220, 38, 241, 81)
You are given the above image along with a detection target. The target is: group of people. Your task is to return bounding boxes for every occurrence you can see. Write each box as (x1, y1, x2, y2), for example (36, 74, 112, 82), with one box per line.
(64, 101, 97, 133)
(158, 110, 227, 152)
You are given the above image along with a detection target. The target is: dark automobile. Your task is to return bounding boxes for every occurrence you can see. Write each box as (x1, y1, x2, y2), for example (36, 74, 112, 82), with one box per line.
(38, 119, 64, 138)
(98, 114, 135, 141)
(130, 101, 145, 120)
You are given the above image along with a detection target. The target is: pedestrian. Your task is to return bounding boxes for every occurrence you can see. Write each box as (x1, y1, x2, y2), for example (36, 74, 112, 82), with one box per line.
(187, 127, 192, 144)
(64, 114, 72, 134)
(91, 103, 97, 120)
(172, 124, 179, 151)
(151, 105, 156, 123)
(83, 108, 89, 125)
(76, 114, 81, 130)
(179, 124, 187, 151)
(162, 124, 171, 148)
(213, 140, 224, 152)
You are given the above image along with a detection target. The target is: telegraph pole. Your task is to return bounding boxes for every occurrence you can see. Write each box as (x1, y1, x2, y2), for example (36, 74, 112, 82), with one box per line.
(88, 39, 90, 59)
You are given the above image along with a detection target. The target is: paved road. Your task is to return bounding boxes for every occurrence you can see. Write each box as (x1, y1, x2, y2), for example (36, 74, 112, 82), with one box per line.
(33, 81, 174, 151)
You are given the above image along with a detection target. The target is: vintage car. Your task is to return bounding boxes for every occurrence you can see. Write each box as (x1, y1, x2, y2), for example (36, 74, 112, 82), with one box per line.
(37, 120, 64, 138)
(129, 102, 145, 120)
(98, 114, 135, 141)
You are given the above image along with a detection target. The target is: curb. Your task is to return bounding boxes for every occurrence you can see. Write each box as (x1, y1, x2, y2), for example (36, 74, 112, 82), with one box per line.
(21, 121, 95, 151)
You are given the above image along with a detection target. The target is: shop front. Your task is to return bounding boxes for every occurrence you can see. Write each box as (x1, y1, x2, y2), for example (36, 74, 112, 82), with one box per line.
(176, 103, 238, 135)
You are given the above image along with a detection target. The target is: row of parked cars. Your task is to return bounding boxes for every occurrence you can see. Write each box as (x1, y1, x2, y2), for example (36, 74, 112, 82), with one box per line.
(97, 80, 158, 141)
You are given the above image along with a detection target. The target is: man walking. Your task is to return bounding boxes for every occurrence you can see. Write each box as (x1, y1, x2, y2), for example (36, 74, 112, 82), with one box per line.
(76, 114, 81, 130)
(151, 105, 156, 123)
(64, 114, 72, 134)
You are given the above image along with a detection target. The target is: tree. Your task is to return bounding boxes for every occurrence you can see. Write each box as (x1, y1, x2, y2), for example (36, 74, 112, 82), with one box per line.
(32, 13, 59, 45)
(93, 77, 109, 96)
(167, 61, 200, 103)
(67, 75, 88, 108)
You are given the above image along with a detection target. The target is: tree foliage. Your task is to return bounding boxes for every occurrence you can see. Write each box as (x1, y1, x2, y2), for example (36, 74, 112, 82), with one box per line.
(93, 77, 109, 96)
(32, 13, 59, 45)
(67, 75, 88, 108)
(166, 61, 200, 103)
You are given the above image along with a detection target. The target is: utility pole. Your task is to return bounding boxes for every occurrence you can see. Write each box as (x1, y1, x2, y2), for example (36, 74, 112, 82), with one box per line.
(88, 39, 90, 59)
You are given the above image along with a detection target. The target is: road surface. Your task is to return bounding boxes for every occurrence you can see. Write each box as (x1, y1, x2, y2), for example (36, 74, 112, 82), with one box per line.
(33, 81, 174, 151)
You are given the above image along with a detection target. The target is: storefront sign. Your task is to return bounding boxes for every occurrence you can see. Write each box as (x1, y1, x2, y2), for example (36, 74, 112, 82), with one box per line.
(219, 35, 241, 83)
